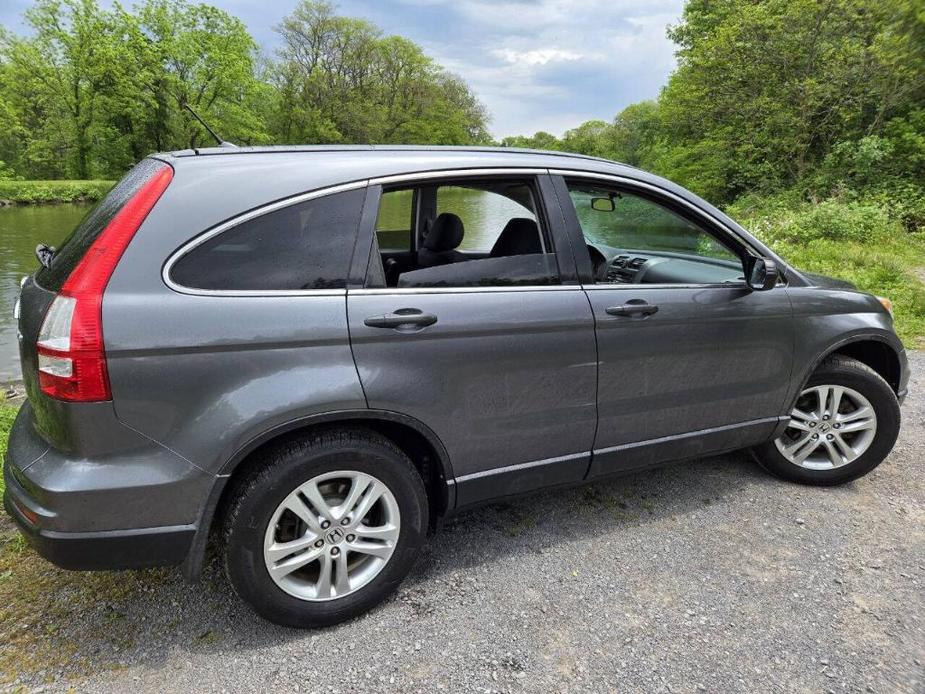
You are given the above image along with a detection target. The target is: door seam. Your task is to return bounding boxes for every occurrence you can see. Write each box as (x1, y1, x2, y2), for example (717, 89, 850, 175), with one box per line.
(344, 292, 371, 408)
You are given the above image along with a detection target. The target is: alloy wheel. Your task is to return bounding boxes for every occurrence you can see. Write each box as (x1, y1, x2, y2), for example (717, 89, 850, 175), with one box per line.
(263, 470, 401, 601)
(774, 384, 877, 470)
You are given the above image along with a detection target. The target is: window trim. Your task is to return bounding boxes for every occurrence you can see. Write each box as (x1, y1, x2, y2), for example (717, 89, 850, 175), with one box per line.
(162, 180, 367, 297)
(350, 285, 578, 295)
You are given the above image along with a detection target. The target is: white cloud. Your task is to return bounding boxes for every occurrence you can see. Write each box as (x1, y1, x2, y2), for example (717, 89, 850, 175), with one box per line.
(402, 0, 686, 137)
(494, 48, 584, 67)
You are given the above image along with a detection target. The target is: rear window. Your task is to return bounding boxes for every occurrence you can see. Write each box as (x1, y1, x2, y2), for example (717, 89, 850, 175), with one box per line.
(169, 188, 365, 291)
(36, 158, 168, 292)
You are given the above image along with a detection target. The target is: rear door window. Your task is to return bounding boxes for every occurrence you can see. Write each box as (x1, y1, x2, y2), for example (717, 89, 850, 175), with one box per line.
(170, 188, 365, 291)
(36, 158, 169, 292)
(369, 178, 559, 288)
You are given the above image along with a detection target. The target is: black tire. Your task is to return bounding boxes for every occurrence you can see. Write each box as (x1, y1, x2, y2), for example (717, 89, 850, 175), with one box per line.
(753, 355, 900, 486)
(223, 427, 428, 628)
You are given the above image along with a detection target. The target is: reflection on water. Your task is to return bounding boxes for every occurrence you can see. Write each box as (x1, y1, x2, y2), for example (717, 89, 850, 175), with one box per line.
(377, 187, 535, 252)
(0, 203, 91, 380)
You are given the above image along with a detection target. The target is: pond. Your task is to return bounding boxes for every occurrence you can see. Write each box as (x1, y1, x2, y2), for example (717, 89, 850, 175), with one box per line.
(0, 202, 92, 381)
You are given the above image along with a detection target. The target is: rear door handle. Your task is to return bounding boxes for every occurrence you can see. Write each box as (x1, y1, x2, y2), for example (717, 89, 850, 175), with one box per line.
(364, 308, 438, 329)
(605, 300, 659, 317)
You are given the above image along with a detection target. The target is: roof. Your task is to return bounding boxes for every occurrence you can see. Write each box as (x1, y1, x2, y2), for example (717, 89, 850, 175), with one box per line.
(167, 144, 635, 170)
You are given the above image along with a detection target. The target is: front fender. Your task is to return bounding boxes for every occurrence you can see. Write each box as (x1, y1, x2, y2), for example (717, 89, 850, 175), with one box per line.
(785, 287, 906, 410)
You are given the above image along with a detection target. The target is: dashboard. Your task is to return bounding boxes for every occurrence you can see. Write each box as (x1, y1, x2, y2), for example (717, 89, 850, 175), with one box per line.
(587, 244, 745, 286)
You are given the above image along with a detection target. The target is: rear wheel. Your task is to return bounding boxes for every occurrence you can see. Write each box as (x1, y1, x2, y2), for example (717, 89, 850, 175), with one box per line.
(753, 355, 900, 485)
(223, 428, 428, 627)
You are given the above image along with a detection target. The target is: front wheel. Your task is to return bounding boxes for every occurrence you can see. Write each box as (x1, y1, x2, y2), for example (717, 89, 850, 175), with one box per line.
(223, 428, 428, 627)
(753, 355, 901, 486)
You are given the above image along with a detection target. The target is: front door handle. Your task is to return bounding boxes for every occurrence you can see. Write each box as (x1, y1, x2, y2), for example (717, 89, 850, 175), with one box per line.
(605, 300, 659, 317)
(364, 308, 438, 330)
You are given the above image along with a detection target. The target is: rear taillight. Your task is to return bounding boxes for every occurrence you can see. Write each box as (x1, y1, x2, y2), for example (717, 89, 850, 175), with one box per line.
(36, 164, 172, 401)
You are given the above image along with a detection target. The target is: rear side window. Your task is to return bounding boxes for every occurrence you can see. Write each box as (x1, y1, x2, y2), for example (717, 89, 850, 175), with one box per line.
(169, 188, 365, 291)
(36, 158, 168, 292)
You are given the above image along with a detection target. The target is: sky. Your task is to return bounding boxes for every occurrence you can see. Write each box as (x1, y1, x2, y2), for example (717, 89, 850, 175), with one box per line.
(0, 0, 686, 138)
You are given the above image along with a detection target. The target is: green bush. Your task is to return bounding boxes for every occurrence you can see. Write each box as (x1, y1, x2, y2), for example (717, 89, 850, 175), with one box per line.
(0, 180, 114, 204)
(749, 200, 901, 245)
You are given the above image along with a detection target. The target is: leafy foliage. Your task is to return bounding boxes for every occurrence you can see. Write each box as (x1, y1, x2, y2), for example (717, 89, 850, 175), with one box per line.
(269, 1, 488, 145)
(0, 179, 113, 203)
(504, 0, 925, 210)
(0, 0, 490, 179)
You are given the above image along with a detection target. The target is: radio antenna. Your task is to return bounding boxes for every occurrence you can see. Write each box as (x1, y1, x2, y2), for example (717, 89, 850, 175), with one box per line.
(183, 103, 237, 148)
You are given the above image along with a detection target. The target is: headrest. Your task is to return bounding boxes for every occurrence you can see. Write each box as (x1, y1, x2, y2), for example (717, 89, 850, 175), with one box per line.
(424, 213, 464, 252)
(491, 217, 541, 257)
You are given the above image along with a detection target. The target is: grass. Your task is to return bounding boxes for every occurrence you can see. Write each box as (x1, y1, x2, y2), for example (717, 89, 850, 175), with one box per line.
(0, 398, 18, 498)
(0, 180, 114, 204)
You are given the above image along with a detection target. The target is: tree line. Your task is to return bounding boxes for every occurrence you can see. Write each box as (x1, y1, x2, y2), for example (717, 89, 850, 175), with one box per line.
(1, 0, 923, 228)
(0, 0, 490, 180)
(504, 0, 924, 219)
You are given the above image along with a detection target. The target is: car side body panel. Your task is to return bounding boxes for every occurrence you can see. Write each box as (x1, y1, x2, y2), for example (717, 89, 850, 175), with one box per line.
(103, 292, 367, 475)
(585, 284, 795, 477)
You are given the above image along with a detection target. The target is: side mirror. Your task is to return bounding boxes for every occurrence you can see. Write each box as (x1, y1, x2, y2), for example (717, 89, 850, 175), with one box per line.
(746, 256, 779, 291)
(590, 197, 615, 212)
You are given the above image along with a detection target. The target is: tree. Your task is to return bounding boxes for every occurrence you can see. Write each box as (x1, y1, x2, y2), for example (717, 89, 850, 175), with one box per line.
(269, 0, 489, 145)
(657, 0, 925, 200)
(500, 131, 562, 150)
(126, 0, 268, 150)
(1, 0, 116, 178)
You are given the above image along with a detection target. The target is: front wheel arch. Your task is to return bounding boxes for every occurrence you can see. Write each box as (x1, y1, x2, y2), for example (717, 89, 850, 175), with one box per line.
(790, 334, 903, 413)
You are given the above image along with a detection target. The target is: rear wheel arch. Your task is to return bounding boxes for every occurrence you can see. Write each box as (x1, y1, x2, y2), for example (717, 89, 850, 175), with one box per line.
(181, 412, 454, 581)
(217, 411, 452, 525)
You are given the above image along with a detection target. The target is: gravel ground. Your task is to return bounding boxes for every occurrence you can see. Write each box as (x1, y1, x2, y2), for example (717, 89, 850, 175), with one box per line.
(4, 352, 924, 693)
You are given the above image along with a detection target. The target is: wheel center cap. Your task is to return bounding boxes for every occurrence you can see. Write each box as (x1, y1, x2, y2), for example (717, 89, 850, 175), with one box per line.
(820, 423, 830, 432)
(325, 527, 345, 545)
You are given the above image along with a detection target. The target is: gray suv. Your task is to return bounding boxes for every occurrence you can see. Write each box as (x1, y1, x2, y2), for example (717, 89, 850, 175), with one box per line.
(4, 147, 908, 627)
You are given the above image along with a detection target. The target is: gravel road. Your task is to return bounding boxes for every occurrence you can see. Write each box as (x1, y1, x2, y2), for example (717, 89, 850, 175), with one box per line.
(4, 352, 924, 693)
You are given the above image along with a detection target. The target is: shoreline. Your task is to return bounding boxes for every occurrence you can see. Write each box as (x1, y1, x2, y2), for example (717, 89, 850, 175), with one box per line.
(0, 180, 113, 206)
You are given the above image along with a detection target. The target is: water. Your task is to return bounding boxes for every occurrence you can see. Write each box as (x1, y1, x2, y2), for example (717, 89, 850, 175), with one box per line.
(0, 203, 91, 381)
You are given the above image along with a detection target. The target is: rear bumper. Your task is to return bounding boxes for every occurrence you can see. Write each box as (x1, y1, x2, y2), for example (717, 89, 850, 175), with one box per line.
(4, 485, 193, 569)
(3, 402, 212, 570)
